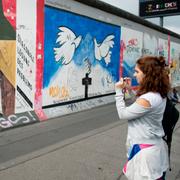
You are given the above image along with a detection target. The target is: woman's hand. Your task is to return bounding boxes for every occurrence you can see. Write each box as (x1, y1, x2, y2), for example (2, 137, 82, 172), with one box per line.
(115, 78, 126, 89)
(115, 77, 132, 90)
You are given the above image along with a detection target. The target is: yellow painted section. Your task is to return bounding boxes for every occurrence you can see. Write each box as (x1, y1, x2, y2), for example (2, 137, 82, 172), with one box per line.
(0, 40, 16, 86)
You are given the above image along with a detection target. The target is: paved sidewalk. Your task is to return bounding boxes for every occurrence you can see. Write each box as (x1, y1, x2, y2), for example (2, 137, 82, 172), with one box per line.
(0, 104, 179, 180)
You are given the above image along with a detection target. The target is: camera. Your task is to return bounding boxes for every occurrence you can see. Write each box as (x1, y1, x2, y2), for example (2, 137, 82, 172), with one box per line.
(123, 77, 131, 86)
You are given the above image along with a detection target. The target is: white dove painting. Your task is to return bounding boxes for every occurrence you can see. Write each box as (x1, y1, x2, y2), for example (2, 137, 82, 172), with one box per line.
(94, 35, 115, 66)
(54, 26, 82, 65)
(43, 7, 121, 106)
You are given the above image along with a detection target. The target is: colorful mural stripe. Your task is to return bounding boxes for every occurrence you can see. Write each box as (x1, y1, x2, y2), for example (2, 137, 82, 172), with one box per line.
(35, 0, 47, 121)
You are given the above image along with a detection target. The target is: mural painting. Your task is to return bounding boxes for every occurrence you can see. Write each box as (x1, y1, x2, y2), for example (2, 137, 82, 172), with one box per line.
(170, 42, 180, 86)
(43, 7, 120, 107)
(120, 27, 143, 86)
(158, 38, 169, 64)
(142, 33, 158, 56)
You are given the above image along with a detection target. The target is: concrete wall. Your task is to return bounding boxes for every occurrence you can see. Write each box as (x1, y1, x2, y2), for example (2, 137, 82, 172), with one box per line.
(0, 0, 180, 131)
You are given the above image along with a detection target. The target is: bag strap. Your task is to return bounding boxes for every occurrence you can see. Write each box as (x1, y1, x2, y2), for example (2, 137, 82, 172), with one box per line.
(167, 141, 172, 171)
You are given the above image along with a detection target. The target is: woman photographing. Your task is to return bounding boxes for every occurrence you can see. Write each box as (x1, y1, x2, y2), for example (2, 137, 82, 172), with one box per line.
(115, 56, 170, 180)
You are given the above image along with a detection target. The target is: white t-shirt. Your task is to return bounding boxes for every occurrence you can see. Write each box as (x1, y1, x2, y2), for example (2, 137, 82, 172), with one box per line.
(140, 92, 163, 108)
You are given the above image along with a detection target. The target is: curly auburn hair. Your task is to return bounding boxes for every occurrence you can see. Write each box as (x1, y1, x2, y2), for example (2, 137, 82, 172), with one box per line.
(136, 56, 170, 98)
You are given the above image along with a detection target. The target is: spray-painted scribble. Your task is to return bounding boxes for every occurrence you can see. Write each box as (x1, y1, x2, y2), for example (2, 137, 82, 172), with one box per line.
(67, 103, 78, 112)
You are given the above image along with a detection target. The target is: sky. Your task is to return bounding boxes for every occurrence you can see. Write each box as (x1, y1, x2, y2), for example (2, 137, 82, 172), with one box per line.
(100, 0, 180, 35)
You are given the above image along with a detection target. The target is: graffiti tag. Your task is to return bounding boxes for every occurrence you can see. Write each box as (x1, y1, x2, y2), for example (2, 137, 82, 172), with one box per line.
(49, 85, 69, 99)
(0, 111, 37, 129)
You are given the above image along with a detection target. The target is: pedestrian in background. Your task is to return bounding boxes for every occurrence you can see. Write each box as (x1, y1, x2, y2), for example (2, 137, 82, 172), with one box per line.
(169, 87, 180, 104)
(115, 56, 170, 180)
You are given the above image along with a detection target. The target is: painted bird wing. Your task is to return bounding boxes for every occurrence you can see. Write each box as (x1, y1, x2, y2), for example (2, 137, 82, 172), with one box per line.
(102, 35, 115, 48)
(56, 26, 76, 45)
(100, 35, 115, 58)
